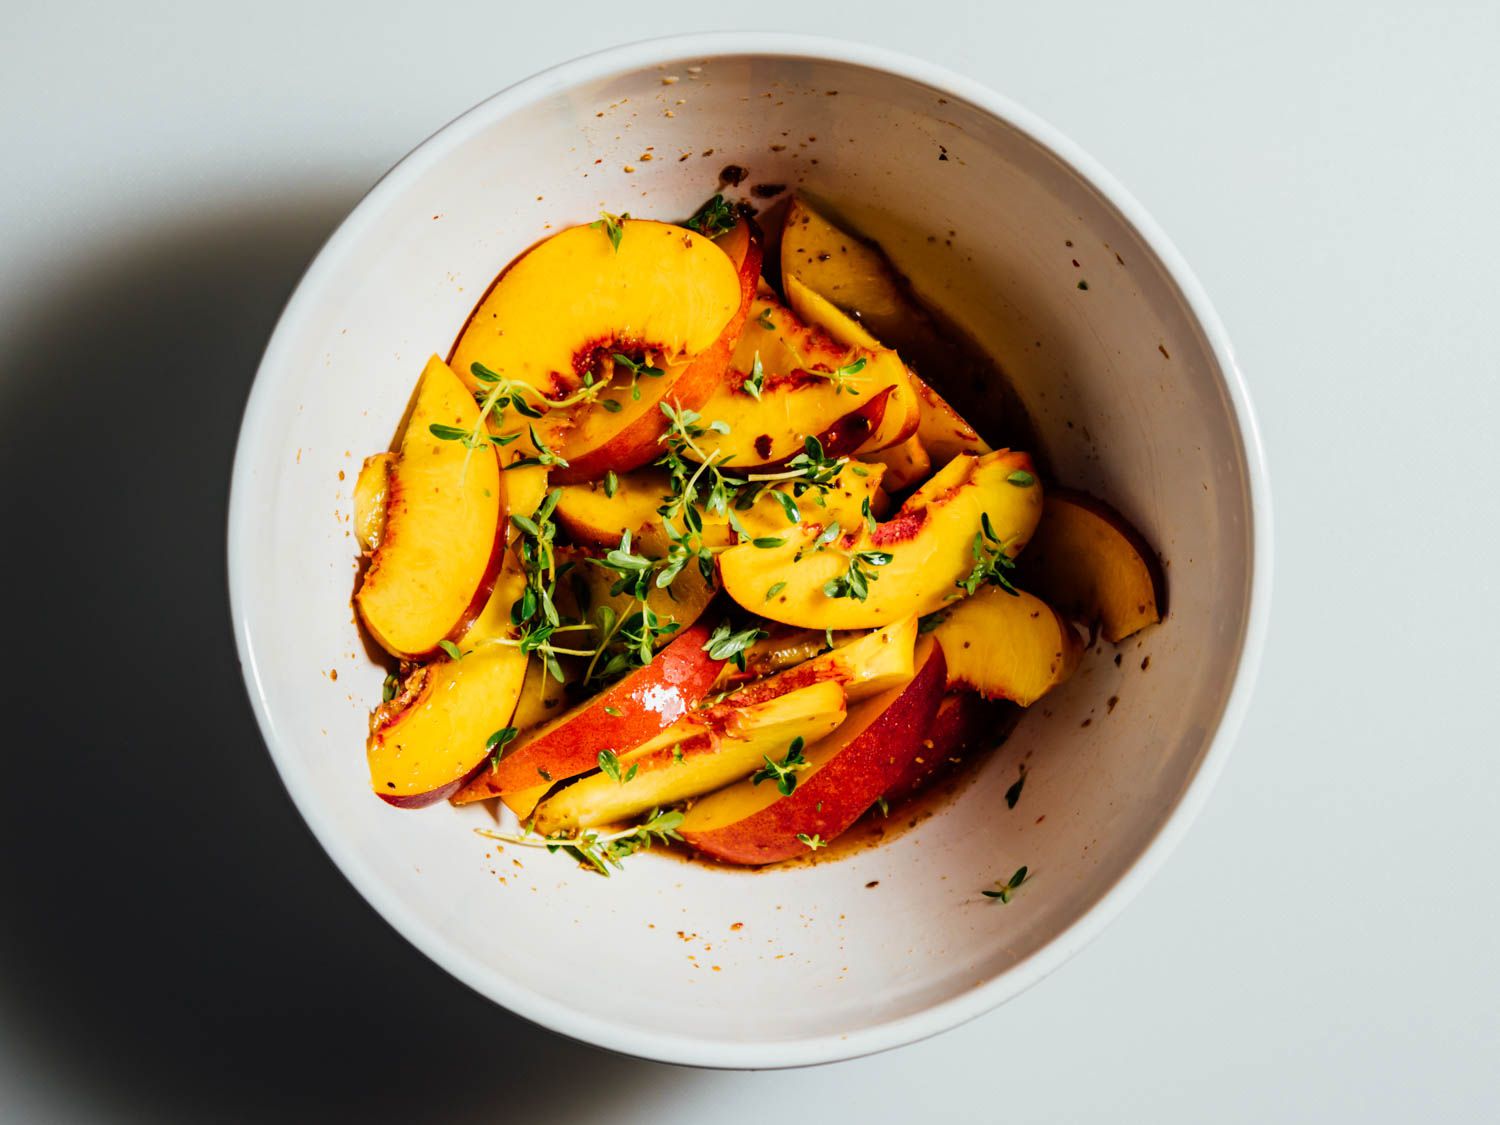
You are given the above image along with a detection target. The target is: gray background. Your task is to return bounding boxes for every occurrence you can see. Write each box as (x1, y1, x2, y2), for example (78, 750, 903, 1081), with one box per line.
(3, 1, 1497, 1121)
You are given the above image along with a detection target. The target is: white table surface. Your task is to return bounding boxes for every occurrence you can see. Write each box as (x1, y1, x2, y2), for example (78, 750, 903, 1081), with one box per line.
(3, 1, 1496, 1121)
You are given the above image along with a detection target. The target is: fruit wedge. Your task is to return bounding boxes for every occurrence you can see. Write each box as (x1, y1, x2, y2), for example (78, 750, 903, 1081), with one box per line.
(554, 461, 888, 557)
(722, 449, 1044, 629)
(553, 218, 764, 482)
(530, 680, 848, 834)
(930, 586, 1082, 706)
(1020, 490, 1166, 642)
(367, 550, 531, 807)
(720, 616, 918, 707)
(784, 269, 990, 464)
(882, 692, 1018, 807)
(353, 452, 395, 553)
(450, 219, 741, 398)
(680, 637, 947, 864)
(682, 287, 918, 468)
(355, 355, 506, 659)
(451, 617, 726, 802)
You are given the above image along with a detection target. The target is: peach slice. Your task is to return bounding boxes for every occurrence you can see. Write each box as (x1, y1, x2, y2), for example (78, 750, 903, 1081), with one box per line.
(552, 219, 764, 483)
(930, 586, 1082, 706)
(682, 287, 918, 468)
(784, 269, 990, 464)
(355, 356, 506, 659)
(530, 680, 848, 835)
(1020, 490, 1166, 643)
(780, 194, 919, 347)
(720, 616, 918, 706)
(450, 218, 742, 399)
(554, 461, 887, 557)
(366, 551, 531, 807)
(451, 616, 726, 802)
(882, 692, 1019, 807)
(722, 449, 1044, 630)
(679, 637, 947, 864)
(353, 452, 395, 553)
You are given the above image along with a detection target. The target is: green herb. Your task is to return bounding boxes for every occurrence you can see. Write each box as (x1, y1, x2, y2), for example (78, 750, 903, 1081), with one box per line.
(603, 470, 619, 498)
(1006, 469, 1036, 487)
(591, 209, 629, 251)
(982, 865, 1029, 903)
(917, 612, 947, 634)
(956, 512, 1019, 597)
(756, 307, 776, 331)
(477, 808, 684, 876)
(814, 520, 842, 550)
(796, 833, 827, 852)
(875, 796, 889, 817)
(685, 193, 737, 237)
(1077, 279, 1089, 291)
(861, 495, 877, 533)
(742, 351, 765, 401)
(438, 640, 463, 661)
(704, 619, 768, 671)
(1005, 769, 1026, 809)
(765, 581, 787, 602)
(603, 705, 622, 717)
(598, 749, 624, 783)
(612, 352, 666, 402)
(823, 550, 892, 601)
(751, 737, 809, 796)
(808, 355, 868, 395)
(486, 726, 518, 771)
(601, 398, 623, 413)
(381, 673, 400, 702)
(752, 536, 785, 549)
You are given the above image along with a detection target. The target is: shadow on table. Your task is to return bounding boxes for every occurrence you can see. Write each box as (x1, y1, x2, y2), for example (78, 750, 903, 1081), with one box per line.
(0, 187, 691, 1121)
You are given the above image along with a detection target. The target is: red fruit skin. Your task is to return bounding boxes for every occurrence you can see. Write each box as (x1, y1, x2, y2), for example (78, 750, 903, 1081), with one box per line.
(881, 693, 1019, 807)
(683, 639, 947, 865)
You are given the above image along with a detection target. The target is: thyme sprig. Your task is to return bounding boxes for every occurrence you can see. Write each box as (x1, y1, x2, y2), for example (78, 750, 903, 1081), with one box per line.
(591, 210, 630, 252)
(956, 511, 1019, 597)
(982, 865, 1029, 903)
(751, 737, 809, 796)
(684, 193, 737, 237)
(476, 807, 684, 876)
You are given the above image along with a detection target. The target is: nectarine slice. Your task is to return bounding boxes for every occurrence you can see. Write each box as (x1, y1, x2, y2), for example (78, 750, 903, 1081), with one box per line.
(882, 692, 1019, 807)
(553, 219, 764, 483)
(353, 452, 394, 553)
(451, 616, 726, 803)
(784, 270, 990, 465)
(450, 218, 742, 400)
(355, 356, 506, 659)
(679, 637, 947, 864)
(682, 287, 918, 468)
(554, 461, 887, 557)
(530, 680, 848, 835)
(720, 616, 918, 707)
(723, 449, 1044, 630)
(930, 586, 1082, 706)
(1020, 490, 1165, 643)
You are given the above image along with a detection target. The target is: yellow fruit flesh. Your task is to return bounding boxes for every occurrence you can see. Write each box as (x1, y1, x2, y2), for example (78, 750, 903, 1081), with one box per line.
(353, 452, 394, 552)
(531, 680, 848, 834)
(931, 586, 1082, 706)
(784, 268, 990, 464)
(355, 355, 505, 659)
(684, 290, 917, 467)
(722, 450, 1043, 630)
(450, 219, 741, 397)
(554, 462, 888, 557)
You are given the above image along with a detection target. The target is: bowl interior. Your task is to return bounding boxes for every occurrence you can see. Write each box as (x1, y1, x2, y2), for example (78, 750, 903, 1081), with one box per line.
(232, 45, 1257, 1064)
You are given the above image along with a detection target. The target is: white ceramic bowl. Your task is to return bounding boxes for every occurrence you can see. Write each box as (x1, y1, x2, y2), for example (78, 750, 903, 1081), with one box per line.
(229, 34, 1270, 1068)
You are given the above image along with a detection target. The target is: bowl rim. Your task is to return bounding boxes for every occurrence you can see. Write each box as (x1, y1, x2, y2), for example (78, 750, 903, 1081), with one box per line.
(227, 30, 1273, 1070)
